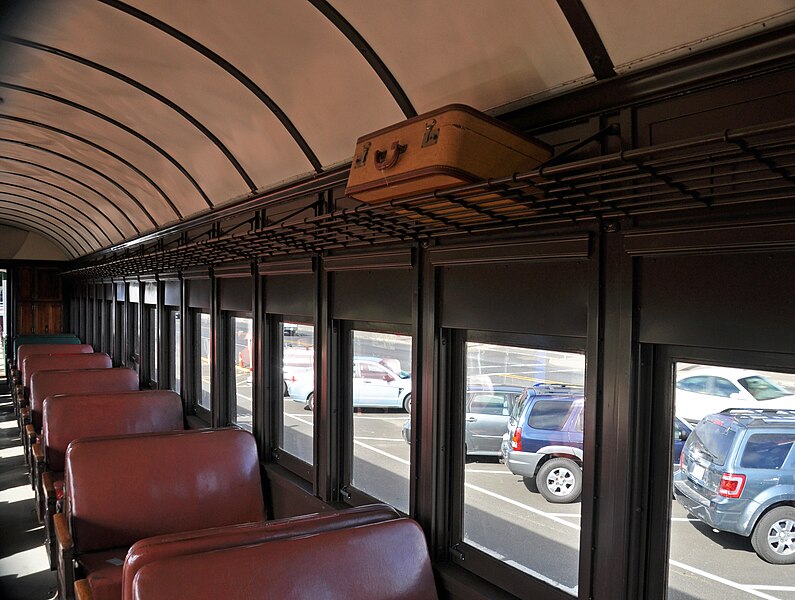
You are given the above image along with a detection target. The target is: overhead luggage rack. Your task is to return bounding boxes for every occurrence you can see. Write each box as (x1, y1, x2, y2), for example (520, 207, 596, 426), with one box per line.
(65, 118, 795, 279)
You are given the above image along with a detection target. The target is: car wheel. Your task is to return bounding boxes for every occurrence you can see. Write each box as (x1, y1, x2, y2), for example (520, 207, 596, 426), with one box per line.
(403, 393, 412, 413)
(536, 458, 582, 504)
(304, 392, 314, 411)
(751, 506, 795, 564)
(283, 381, 289, 397)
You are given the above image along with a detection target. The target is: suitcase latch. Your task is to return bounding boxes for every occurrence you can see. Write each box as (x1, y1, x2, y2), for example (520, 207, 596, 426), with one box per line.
(353, 141, 371, 168)
(422, 119, 439, 147)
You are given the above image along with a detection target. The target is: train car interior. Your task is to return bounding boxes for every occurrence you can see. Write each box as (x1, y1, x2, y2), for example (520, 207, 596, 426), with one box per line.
(1, 2, 795, 599)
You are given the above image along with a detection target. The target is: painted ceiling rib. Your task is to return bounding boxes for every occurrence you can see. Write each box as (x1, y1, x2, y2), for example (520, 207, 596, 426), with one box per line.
(0, 114, 181, 220)
(0, 82, 213, 211)
(0, 161, 139, 235)
(0, 138, 158, 229)
(0, 212, 81, 257)
(307, 0, 417, 118)
(99, 0, 324, 174)
(0, 171, 127, 239)
(0, 180, 113, 245)
(0, 193, 99, 252)
(556, 0, 616, 80)
(3, 35, 253, 199)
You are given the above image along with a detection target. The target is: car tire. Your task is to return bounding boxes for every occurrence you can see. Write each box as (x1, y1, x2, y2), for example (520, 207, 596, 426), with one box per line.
(403, 393, 412, 413)
(536, 458, 582, 504)
(304, 392, 314, 412)
(751, 506, 795, 564)
(522, 477, 538, 493)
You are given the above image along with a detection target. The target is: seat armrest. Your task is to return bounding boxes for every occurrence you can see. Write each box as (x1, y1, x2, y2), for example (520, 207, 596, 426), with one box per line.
(42, 470, 56, 501)
(55, 512, 75, 600)
(74, 579, 93, 600)
(25, 423, 36, 444)
(22, 407, 31, 425)
(32, 441, 44, 464)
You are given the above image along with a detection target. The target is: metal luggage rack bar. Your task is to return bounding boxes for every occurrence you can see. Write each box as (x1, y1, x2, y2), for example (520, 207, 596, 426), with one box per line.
(65, 118, 795, 279)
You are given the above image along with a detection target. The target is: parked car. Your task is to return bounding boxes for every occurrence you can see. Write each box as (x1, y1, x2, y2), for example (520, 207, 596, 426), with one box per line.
(674, 408, 795, 564)
(283, 322, 299, 336)
(675, 366, 795, 424)
(401, 385, 525, 456)
(289, 357, 411, 412)
(502, 386, 692, 504)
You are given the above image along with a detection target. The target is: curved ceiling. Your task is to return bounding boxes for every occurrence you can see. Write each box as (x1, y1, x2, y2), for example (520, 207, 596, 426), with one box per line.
(0, 0, 793, 259)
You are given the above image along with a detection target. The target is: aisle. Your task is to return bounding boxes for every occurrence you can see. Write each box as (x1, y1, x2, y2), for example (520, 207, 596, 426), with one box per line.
(0, 389, 57, 599)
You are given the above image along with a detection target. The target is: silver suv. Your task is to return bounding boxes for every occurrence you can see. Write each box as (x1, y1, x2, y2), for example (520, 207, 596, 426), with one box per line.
(674, 408, 795, 564)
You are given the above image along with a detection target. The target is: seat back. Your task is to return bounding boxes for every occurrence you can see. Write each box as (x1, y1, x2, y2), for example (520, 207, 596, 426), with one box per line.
(122, 504, 400, 600)
(18, 344, 93, 382)
(30, 368, 139, 430)
(14, 335, 82, 364)
(23, 352, 110, 389)
(131, 518, 438, 600)
(42, 390, 185, 472)
(65, 428, 265, 554)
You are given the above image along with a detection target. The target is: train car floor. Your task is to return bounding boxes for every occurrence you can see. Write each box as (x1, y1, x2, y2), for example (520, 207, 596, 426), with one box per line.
(0, 391, 58, 599)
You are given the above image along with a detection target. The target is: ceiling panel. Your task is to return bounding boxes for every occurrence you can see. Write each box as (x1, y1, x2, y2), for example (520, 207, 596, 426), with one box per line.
(331, 0, 595, 114)
(123, 0, 406, 170)
(583, 1, 795, 72)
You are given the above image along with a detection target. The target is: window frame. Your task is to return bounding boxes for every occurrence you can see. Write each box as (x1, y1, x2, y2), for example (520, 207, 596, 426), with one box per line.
(340, 320, 413, 511)
(226, 310, 254, 431)
(191, 308, 212, 422)
(643, 344, 795, 600)
(446, 328, 588, 600)
(271, 314, 315, 481)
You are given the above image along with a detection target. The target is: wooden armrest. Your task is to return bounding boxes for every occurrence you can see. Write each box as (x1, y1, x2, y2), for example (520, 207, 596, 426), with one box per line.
(25, 423, 36, 443)
(32, 441, 44, 463)
(22, 407, 31, 423)
(42, 470, 56, 500)
(74, 579, 93, 600)
(54, 513, 73, 551)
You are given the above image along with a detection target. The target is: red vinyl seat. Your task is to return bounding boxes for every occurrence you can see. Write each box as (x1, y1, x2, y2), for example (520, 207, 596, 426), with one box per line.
(129, 518, 438, 600)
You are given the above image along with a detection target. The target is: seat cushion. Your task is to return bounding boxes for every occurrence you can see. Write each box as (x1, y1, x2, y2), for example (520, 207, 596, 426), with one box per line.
(80, 547, 129, 600)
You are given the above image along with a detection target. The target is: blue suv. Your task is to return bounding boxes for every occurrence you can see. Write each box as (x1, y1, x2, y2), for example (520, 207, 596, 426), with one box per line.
(503, 387, 692, 504)
(674, 408, 795, 564)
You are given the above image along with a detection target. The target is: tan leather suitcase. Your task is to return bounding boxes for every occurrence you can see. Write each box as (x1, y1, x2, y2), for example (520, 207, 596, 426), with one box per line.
(345, 104, 552, 205)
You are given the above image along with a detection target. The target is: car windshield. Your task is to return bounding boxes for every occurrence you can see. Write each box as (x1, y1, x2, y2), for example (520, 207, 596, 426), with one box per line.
(737, 375, 792, 401)
(687, 419, 737, 465)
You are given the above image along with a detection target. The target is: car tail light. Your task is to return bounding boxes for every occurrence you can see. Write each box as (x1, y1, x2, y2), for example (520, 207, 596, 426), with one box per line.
(511, 427, 522, 451)
(718, 473, 746, 498)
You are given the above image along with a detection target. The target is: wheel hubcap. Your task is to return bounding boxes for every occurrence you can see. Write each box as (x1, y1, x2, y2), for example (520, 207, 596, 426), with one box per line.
(767, 518, 795, 555)
(546, 467, 575, 496)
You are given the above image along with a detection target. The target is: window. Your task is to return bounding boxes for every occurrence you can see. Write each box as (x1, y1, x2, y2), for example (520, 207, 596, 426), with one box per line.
(668, 360, 795, 597)
(230, 315, 253, 431)
(146, 305, 158, 386)
(281, 321, 315, 465)
(114, 300, 124, 365)
(349, 330, 412, 513)
(128, 283, 140, 371)
(195, 312, 211, 411)
(169, 309, 181, 394)
(460, 341, 585, 596)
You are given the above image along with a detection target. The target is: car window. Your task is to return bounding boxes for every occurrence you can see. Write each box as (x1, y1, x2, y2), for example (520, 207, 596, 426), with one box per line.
(711, 377, 741, 398)
(677, 376, 708, 393)
(572, 407, 584, 433)
(739, 433, 795, 469)
(527, 400, 574, 431)
(688, 419, 737, 465)
(469, 394, 508, 416)
(737, 375, 792, 401)
(359, 363, 390, 380)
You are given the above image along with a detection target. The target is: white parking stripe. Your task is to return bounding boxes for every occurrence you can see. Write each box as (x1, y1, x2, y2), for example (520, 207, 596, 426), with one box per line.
(354, 440, 410, 466)
(753, 586, 795, 592)
(465, 469, 513, 474)
(668, 559, 784, 600)
(355, 436, 405, 442)
(284, 413, 313, 427)
(464, 483, 581, 531)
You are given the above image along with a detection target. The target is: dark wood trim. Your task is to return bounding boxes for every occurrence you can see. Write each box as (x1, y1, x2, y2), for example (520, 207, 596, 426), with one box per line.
(556, 0, 616, 80)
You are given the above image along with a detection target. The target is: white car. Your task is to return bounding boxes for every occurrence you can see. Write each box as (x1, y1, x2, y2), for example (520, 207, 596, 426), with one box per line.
(675, 366, 795, 423)
(287, 358, 411, 412)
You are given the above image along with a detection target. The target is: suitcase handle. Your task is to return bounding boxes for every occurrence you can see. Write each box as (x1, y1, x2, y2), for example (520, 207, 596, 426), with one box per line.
(374, 142, 406, 170)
